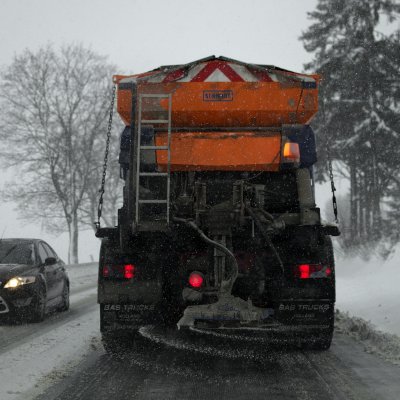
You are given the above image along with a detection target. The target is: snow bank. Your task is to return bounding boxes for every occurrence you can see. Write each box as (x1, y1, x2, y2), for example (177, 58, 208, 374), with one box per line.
(335, 310, 400, 366)
(65, 262, 98, 291)
(0, 308, 100, 400)
(335, 245, 400, 336)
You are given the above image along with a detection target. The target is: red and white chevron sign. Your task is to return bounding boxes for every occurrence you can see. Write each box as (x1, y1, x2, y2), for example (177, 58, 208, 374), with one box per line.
(159, 60, 272, 83)
(122, 56, 317, 87)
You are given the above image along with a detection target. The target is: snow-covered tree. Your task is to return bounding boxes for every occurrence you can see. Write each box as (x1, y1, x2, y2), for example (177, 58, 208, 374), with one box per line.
(0, 44, 120, 263)
(301, 0, 400, 256)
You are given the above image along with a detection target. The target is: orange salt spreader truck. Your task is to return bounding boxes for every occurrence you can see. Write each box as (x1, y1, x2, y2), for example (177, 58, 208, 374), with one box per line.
(96, 56, 340, 350)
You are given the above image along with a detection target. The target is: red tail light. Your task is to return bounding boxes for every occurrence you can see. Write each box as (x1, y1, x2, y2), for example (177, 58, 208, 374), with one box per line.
(124, 264, 135, 279)
(294, 264, 332, 279)
(102, 264, 136, 279)
(188, 272, 204, 288)
(299, 264, 310, 279)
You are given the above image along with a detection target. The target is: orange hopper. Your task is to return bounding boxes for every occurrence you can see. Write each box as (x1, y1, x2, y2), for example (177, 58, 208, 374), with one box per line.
(113, 56, 320, 171)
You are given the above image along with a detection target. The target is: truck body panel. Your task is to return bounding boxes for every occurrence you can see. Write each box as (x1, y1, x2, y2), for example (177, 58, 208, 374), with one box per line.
(154, 131, 282, 171)
(115, 81, 319, 128)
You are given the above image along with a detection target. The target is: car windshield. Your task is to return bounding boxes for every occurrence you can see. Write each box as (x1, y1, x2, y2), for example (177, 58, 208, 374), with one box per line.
(0, 242, 35, 265)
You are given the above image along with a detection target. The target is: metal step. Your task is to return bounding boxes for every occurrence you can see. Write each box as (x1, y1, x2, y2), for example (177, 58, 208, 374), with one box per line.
(138, 199, 168, 204)
(139, 172, 168, 177)
(140, 145, 168, 150)
(140, 94, 169, 98)
(137, 220, 169, 232)
(141, 119, 169, 124)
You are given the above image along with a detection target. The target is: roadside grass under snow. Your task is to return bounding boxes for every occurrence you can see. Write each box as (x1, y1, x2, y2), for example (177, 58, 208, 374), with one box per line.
(335, 310, 400, 366)
(335, 244, 400, 337)
(334, 243, 400, 365)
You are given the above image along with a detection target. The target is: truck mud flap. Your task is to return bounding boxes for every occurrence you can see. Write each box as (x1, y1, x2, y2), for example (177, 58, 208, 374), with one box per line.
(274, 300, 334, 327)
(100, 304, 159, 332)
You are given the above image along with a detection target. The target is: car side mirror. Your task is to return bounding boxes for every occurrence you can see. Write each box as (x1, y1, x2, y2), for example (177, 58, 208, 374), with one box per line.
(45, 257, 57, 266)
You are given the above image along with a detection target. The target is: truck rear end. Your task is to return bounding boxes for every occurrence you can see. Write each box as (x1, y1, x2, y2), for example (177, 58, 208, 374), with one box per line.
(97, 56, 339, 350)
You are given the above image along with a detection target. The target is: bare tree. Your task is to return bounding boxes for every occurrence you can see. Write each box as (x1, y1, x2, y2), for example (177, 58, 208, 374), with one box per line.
(0, 44, 117, 263)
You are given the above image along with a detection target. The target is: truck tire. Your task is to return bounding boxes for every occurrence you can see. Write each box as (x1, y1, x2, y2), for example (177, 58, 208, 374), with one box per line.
(301, 235, 335, 351)
(101, 333, 119, 354)
(100, 305, 137, 354)
(306, 329, 333, 350)
(160, 259, 184, 326)
(101, 332, 132, 355)
(99, 239, 140, 354)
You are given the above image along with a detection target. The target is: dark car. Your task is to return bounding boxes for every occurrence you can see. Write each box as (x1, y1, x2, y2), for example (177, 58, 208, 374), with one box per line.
(0, 238, 69, 322)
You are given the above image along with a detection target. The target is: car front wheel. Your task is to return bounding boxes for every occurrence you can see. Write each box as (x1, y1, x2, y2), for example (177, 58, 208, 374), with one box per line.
(31, 285, 46, 322)
(59, 281, 70, 312)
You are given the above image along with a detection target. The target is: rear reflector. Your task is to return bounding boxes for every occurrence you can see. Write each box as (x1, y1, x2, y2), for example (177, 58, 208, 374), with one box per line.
(102, 265, 110, 277)
(294, 264, 332, 279)
(188, 272, 204, 288)
(102, 264, 136, 279)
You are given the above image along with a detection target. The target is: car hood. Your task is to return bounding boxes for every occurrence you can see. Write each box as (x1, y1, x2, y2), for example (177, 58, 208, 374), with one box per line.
(0, 264, 37, 282)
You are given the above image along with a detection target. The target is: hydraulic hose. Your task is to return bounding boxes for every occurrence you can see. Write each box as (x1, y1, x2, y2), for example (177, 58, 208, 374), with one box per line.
(173, 217, 238, 295)
(256, 208, 274, 222)
(245, 207, 284, 275)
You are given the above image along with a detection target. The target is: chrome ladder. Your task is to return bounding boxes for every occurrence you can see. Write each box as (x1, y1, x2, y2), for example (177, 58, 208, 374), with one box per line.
(135, 93, 172, 231)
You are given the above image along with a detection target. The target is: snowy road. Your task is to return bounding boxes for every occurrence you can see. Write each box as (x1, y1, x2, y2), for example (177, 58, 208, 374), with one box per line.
(34, 329, 400, 400)
(0, 263, 399, 400)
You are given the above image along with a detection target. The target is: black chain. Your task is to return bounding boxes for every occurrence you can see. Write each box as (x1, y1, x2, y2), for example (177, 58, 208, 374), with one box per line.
(327, 150, 339, 224)
(321, 91, 339, 225)
(95, 84, 116, 230)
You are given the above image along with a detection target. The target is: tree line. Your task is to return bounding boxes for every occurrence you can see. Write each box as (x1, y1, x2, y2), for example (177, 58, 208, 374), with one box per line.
(301, 0, 400, 258)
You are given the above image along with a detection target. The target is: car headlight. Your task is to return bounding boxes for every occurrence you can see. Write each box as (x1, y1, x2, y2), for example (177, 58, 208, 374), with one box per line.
(4, 276, 36, 289)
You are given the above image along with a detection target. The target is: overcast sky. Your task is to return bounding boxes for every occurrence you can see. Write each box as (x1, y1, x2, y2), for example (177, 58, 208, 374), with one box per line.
(0, 0, 346, 262)
(0, 0, 319, 72)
